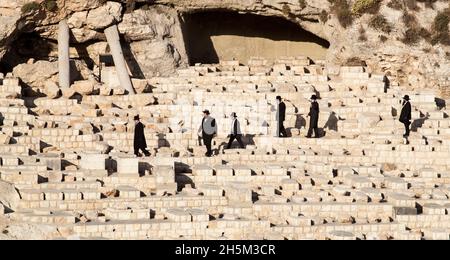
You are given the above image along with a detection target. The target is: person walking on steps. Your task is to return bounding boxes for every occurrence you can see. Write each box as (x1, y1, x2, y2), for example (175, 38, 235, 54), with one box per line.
(399, 95, 412, 143)
(276, 96, 288, 138)
(226, 112, 245, 149)
(198, 110, 217, 157)
(134, 115, 151, 157)
(307, 95, 320, 138)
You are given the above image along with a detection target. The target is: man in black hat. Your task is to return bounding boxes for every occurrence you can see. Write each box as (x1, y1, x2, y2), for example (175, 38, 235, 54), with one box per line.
(399, 95, 412, 139)
(134, 115, 150, 157)
(226, 112, 245, 149)
(307, 95, 320, 138)
(276, 96, 288, 138)
(198, 110, 217, 157)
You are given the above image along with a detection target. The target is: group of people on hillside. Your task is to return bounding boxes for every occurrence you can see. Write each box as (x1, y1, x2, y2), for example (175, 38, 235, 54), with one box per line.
(133, 95, 413, 157)
(276, 95, 320, 139)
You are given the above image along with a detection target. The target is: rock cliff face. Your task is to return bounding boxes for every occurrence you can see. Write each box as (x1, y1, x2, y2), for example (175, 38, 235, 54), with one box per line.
(0, 0, 449, 94)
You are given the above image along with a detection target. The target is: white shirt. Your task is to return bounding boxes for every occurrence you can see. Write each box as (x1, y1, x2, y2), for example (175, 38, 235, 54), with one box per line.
(230, 118, 242, 135)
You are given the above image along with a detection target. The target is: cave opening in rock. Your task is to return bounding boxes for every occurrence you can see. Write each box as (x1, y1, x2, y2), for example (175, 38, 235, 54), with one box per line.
(181, 11, 330, 65)
(0, 32, 56, 73)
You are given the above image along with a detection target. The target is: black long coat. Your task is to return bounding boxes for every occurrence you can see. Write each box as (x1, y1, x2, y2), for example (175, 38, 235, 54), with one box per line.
(309, 102, 320, 128)
(134, 122, 147, 149)
(400, 101, 412, 123)
(278, 102, 286, 122)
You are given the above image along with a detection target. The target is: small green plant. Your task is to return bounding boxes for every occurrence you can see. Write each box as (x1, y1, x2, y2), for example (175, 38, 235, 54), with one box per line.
(402, 12, 418, 28)
(387, 0, 403, 10)
(434, 12, 449, 33)
(351, 0, 381, 16)
(320, 10, 329, 23)
(402, 28, 421, 45)
(21, 1, 40, 14)
(282, 4, 291, 16)
(400, 11, 434, 44)
(43, 0, 58, 12)
(282, 4, 297, 19)
(419, 27, 432, 42)
(431, 12, 450, 45)
(358, 26, 368, 41)
(369, 14, 392, 33)
(299, 0, 307, 9)
(379, 35, 388, 42)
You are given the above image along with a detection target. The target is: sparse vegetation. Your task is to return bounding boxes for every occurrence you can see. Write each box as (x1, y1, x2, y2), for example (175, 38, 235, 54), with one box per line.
(282, 3, 291, 16)
(282, 4, 297, 19)
(345, 57, 367, 66)
(387, 0, 403, 10)
(400, 11, 435, 45)
(402, 12, 418, 28)
(21, 1, 40, 14)
(379, 35, 388, 42)
(419, 27, 432, 42)
(22, 0, 58, 14)
(298, 0, 307, 9)
(431, 11, 450, 45)
(43, 0, 58, 12)
(402, 28, 421, 45)
(358, 26, 368, 41)
(369, 14, 392, 33)
(404, 0, 419, 11)
(320, 10, 329, 23)
(329, 0, 354, 28)
(351, 0, 382, 16)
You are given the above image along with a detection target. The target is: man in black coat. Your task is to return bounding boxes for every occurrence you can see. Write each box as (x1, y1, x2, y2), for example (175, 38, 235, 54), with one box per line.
(276, 96, 288, 137)
(134, 115, 150, 157)
(307, 95, 320, 138)
(198, 110, 217, 157)
(226, 112, 245, 149)
(399, 95, 412, 138)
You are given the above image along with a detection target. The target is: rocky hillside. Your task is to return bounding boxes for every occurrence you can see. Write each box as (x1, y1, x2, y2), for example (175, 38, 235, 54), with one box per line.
(0, 0, 449, 95)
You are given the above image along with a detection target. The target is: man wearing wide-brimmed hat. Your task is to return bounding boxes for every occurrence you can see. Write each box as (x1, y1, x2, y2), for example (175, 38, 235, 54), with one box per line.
(399, 95, 412, 139)
(276, 96, 288, 138)
(198, 110, 217, 157)
(226, 112, 245, 149)
(133, 115, 150, 157)
(307, 95, 320, 138)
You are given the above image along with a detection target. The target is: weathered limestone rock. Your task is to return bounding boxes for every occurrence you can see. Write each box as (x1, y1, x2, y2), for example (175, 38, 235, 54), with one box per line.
(0, 132, 11, 145)
(118, 6, 187, 78)
(37, 153, 61, 171)
(0, 180, 20, 211)
(72, 80, 96, 95)
(68, 11, 88, 29)
(80, 152, 107, 170)
(0, 0, 22, 60)
(127, 40, 183, 78)
(43, 81, 61, 99)
(85, 1, 122, 30)
(116, 155, 139, 175)
(12, 60, 58, 91)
